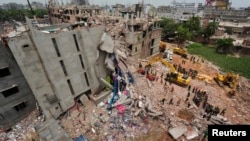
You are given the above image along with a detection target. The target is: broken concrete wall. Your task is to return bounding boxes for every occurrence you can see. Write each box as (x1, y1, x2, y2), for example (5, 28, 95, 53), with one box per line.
(8, 33, 57, 119)
(0, 42, 36, 130)
(125, 32, 143, 45)
(151, 28, 162, 55)
(131, 43, 143, 59)
(125, 32, 144, 59)
(141, 28, 162, 58)
(8, 17, 110, 119)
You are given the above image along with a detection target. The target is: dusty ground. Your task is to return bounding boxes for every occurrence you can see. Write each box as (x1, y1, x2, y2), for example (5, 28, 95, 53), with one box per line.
(1, 43, 249, 141)
(0, 110, 41, 141)
(59, 44, 250, 141)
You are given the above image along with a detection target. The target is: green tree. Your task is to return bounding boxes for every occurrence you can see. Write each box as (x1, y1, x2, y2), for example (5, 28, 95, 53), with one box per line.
(203, 21, 218, 40)
(216, 38, 235, 54)
(0, 9, 47, 22)
(225, 28, 233, 35)
(184, 16, 201, 36)
(35, 9, 47, 18)
(160, 18, 179, 40)
(177, 25, 192, 46)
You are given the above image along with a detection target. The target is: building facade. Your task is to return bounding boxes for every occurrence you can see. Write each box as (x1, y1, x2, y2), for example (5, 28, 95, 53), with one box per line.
(125, 18, 162, 59)
(203, 7, 250, 22)
(0, 40, 36, 130)
(7, 18, 111, 119)
(172, 1, 203, 13)
(49, 5, 162, 59)
(49, 5, 101, 24)
(157, 2, 203, 23)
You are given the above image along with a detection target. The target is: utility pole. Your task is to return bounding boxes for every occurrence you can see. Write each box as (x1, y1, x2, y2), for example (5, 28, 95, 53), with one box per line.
(27, 0, 34, 16)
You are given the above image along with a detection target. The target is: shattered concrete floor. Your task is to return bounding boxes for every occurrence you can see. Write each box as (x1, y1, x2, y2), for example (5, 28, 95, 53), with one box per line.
(1, 43, 250, 141)
(59, 44, 250, 141)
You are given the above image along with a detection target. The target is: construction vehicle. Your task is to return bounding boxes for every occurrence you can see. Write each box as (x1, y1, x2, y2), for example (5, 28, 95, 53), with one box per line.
(160, 58, 191, 86)
(214, 72, 239, 96)
(144, 56, 191, 86)
(173, 47, 188, 58)
(159, 41, 167, 52)
(163, 49, 173, 62)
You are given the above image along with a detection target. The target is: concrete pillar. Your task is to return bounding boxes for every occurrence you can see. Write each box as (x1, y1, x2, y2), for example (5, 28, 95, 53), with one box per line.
(131, 13, 134, 33)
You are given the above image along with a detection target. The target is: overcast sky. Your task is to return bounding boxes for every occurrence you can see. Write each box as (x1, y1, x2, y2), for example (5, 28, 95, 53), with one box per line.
(0, 0, 249, 8)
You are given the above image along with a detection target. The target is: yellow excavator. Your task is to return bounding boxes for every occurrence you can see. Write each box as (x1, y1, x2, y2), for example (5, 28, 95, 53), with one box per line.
(173, 47, 188, 58)
(145, 56, 191, 86)
(214, 72, 239, 96)
(159, 41, 167, 52)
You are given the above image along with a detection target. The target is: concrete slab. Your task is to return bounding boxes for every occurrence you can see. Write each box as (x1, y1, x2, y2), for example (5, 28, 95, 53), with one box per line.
(168, 125, 188, 139)
(184, 126, 199, 140)
(35, 118, 72, 141)
(99, 33, 114, 53)
(80, 94, 89, 106)
(89, 90, 111, 105)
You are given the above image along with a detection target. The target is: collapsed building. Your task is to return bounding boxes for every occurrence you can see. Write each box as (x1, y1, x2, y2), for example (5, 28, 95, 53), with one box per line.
(49, 3, 162, 59)
(1, 2, 163, 139)
(4, 16, 118, 139)
(0, 39, 36, 130)
(7, 17, 116, 119)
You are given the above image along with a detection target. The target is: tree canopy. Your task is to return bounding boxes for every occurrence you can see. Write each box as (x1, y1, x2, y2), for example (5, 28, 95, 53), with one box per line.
(0, 9, 47, 22)
(160, 18, 180, 40)
(203, 21, 218, 39)
(184, 16, 201, 36)
(177, 25, 193, 45)
(160, 16, 202, 43)
(216, 38, 235, 54)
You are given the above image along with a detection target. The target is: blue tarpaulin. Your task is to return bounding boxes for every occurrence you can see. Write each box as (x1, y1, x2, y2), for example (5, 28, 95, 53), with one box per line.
(74, 135, 90, 141)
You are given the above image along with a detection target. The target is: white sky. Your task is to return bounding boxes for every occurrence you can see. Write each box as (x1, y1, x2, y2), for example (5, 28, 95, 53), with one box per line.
(0, 0, 249, 8)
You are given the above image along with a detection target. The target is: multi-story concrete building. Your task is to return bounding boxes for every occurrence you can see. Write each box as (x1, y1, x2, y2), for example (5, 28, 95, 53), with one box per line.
(157, 1, 203, 23)
(203, 7, 250, 22)
(172, 1, 203, 13)
(0, 39, 36, 130)
(31, 1, 45, 10)
(49, 4, 162, 59)
(125, 17, 162, 58)
(0, 3, 26, 10)
(203, 6, 250, 36)
(49, 5, 101, 24)
(71, 0, 89, 5)
(7, 17, 112, 119)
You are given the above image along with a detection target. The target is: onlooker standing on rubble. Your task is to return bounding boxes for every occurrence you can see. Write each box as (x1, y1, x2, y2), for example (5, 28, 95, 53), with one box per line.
(169, 98, 173, 105)
(188, 85, 191, 91)
(171, 86, 174, 93)
(177, 98, 181, 106)
(220, 108, 226, 116)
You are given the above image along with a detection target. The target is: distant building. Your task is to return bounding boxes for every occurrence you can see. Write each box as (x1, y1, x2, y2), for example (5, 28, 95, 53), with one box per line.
(49, 4, 162, 59)
(0, 3, 25, 10)
(218, 21, 250, 35)
(31, 1, 45, 10)
(71, 0, 89, 5)
(1, 22, 14, 33)
(0, 39, 36, 130)
(172, 1, 203, 13)
(203, 7, 250, 22)
(157, 1, 203, 23)
(49, 5, 101, 24)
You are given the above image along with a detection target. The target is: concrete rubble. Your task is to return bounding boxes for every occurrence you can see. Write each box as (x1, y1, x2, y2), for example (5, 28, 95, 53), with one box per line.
(0, 110, 41, 140)
(168, 124, 188, 139)
(1, 41, 250, 140)
(1, 5, 250, 141)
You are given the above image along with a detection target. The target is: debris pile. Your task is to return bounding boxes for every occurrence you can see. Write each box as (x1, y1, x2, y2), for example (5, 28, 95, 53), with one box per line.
(0, 110, 41, 141)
